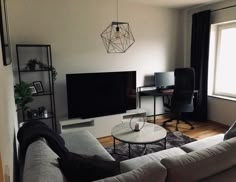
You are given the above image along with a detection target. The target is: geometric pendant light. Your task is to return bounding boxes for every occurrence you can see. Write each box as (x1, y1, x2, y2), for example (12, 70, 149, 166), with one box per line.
(100, 0, 135, 53)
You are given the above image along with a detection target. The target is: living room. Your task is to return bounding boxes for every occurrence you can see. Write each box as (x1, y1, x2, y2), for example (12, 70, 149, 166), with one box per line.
(1, 0, 236, 181)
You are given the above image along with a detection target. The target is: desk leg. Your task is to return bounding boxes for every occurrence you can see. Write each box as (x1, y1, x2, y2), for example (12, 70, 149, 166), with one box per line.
(154, 96, 156, 124)
(139, 93, 141, 108)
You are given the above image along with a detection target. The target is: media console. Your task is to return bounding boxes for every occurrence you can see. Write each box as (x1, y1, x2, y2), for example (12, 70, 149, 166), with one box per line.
(60, 109, 146, 138)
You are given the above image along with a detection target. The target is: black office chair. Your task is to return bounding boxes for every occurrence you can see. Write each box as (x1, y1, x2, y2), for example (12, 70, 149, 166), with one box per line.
(162, 68, 195, 131)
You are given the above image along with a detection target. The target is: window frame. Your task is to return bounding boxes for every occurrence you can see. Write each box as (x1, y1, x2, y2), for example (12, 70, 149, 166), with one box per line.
(212, 21, 236, 98)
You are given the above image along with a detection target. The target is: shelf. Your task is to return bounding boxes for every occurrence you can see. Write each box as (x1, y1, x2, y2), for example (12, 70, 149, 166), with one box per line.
(123, 109, 146, 119)
(16, 44, 57, 131)
(61, 120, 94, 130)
(23, 113, 55, 122)
(60, 118, 95, 134)
(32, 92, 53, 97)
(16, 44, 51, 47)
(19, 69, 52, 72)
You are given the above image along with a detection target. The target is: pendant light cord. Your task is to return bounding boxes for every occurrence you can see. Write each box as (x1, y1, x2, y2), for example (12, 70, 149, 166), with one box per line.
(117, 0, 119, 23)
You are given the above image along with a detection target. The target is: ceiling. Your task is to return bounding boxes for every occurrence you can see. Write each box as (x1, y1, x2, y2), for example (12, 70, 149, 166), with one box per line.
(127, 0, 223, 9)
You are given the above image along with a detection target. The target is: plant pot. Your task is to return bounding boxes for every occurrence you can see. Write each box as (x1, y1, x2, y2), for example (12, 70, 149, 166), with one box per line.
(28, 64, 36, 70)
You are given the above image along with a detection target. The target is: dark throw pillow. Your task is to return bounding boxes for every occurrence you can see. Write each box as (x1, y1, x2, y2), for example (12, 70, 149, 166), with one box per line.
(58, 152, 120, 182)
(224, 121, 236, 140)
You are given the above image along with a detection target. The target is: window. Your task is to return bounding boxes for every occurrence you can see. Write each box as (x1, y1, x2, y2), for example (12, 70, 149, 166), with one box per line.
(209, 22, 236, 98)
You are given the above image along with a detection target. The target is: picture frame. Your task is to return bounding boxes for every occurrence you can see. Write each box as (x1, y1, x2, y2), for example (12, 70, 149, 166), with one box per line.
(29, 86, 37, 94)
(33, 81, 44, 93)
(0, 0, 12, 66)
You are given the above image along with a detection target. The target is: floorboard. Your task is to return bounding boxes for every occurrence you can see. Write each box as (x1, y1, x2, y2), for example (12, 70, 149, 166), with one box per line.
(98, 118, 228, 147)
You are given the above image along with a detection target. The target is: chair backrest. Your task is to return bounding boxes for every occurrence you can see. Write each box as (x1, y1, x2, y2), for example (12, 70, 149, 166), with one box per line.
(171, 68, 195, 112)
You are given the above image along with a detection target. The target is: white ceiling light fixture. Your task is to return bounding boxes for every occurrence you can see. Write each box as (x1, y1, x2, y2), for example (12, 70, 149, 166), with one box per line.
(100, 0, 135, 53)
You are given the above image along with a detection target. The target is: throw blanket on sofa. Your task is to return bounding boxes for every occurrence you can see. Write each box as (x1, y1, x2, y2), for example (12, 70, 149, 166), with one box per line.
(17, 121, 68, 160)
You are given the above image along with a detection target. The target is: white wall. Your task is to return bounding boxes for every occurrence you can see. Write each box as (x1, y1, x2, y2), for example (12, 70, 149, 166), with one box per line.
(181, 0, 236, 126)
(7, 0, 182, 122)
(0, 49, 18, 181)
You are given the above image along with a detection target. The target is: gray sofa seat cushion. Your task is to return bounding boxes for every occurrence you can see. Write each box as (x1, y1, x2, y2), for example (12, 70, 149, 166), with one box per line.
(61, 130, 114, 161)
(161, 137, 236, 182)
(120, 147, 186, 173)
(94, 162, 167, 182)
(23, 138, 66, 182)
(200, 165, 236, 182)
(181, 134, 224, 152)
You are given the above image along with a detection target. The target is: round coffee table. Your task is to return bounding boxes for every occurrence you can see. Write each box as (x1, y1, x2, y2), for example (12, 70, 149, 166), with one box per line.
(111, 122, 167, 158)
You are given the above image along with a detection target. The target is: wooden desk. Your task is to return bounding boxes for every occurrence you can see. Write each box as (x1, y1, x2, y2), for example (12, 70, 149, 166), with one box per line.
(138, 87, 198, 123)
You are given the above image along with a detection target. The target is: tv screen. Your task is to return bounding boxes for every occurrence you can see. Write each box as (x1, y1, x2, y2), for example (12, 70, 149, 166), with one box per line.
(66, 71, 136, 119)
(154, 72, 174, 89)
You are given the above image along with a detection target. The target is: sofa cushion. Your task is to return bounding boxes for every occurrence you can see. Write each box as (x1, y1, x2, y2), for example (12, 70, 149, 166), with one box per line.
(181, 134, 224, 152)
(61, 130, 114, 161)
(58, 152, 120, 182)
(161, 137, 236, 182)
(94, 162, 167, 182)
(120, 147, 186, 173)
(23, 138, 66, 182)
(224, 121, 236, 140)
(200, 165, 236, 182)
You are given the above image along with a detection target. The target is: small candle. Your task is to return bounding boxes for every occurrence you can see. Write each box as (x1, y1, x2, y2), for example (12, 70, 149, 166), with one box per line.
(44, 110, 48, 118)
(135, 122, 139, 131)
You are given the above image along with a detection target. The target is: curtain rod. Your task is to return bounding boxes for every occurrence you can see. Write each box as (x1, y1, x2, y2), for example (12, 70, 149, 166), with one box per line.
(212, 4, 236, 12)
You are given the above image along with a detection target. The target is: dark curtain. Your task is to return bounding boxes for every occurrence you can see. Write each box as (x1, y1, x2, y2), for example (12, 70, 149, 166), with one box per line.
(190, 10, 211, 121)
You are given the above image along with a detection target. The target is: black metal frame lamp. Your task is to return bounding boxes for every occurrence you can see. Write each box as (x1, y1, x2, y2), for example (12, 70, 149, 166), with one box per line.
(100, 0, 135, 53)
(129, 116, 146, 132)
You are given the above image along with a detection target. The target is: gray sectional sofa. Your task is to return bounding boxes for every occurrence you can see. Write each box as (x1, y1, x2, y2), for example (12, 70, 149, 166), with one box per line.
(22, 130, 236, 182)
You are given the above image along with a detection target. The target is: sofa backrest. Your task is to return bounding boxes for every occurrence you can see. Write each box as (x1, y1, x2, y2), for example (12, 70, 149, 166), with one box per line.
(95, 162, 167, 182)
(161, 137, 236, 182)
(200, 165, 236, 182)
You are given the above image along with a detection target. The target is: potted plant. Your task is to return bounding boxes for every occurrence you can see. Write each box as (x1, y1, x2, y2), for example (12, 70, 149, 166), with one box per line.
(25, 58, 38, 70)
(24, 59, 58, 80)
(35, 61, 57, 81)
(14, 81, 34, 111)
(50, 66, 57, 81)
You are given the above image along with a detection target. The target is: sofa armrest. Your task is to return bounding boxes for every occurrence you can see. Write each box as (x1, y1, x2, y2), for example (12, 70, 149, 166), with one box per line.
(161, 137, 236, 182)
(23, 139, 66, 182)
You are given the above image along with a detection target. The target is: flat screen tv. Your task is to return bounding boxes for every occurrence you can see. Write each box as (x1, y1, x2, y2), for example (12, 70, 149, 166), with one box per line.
(66, 71, 136, 119)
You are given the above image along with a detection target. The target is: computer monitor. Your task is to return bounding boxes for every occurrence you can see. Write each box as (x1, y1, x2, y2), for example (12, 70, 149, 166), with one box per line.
(154, 71, 174, 89)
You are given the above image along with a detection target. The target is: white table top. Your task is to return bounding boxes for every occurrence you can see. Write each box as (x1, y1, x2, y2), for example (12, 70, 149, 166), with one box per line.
(111, 122, 167, 144)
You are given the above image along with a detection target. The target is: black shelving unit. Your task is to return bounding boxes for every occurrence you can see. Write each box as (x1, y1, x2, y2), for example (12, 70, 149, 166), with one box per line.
(16, 44, 57, 131)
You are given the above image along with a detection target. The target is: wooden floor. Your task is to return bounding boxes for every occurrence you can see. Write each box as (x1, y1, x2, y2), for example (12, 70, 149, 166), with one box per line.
(98, 118, 228, 147)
